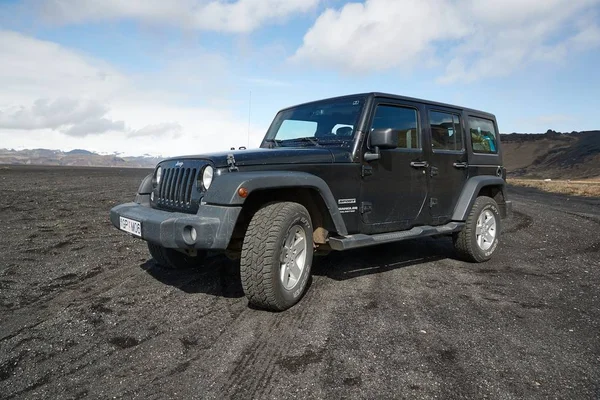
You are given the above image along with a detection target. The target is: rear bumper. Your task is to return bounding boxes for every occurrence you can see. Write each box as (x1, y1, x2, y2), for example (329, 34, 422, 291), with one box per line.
(109, 202, 241, 250)
(500, 200, 513, 219)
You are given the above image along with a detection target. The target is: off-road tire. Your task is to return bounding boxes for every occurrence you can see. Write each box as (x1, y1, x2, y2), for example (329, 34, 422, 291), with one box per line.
(453, 196, 501, 263)
(240, 202, 313, 311)
(147, 243, 207, 269)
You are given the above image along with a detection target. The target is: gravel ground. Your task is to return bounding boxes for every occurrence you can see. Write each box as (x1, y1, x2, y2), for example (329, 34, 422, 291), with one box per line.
(1, 165, 599, 399)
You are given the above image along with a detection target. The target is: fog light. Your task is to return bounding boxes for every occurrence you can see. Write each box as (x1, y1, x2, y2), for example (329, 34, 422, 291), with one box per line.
(183, 225, 198, 245)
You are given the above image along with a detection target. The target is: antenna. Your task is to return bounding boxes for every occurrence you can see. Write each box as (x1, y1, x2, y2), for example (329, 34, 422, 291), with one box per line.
(247, 90, 252, 148)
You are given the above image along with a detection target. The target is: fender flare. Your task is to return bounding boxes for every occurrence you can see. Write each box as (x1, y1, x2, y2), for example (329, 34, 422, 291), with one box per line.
(134, 173, 153, 206)
(452, 176, 506, 221)
(138, 173, 153, 194)
(203, 171, 348, 236)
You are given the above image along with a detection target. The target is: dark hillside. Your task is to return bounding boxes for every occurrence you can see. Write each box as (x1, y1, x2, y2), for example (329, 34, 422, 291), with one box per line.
(501, 131, 600, 179)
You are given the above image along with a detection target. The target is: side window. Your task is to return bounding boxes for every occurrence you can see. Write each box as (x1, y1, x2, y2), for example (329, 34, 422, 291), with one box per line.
(469, 117, 498, 154)
(277, 120, 317, 140)
(371, 105, 420, 149)
(429, 111, 463, 151)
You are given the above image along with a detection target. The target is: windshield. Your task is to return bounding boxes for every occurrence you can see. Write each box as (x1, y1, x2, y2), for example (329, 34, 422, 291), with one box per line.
(263, 96, 365, 147)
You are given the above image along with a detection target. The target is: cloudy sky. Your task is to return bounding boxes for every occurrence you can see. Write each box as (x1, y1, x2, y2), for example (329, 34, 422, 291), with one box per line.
(1, 0, 599, 156)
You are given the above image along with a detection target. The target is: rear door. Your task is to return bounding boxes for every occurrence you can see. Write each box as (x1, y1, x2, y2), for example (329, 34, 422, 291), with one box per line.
(425, 107, 468, 224)
(360, 100, 430, 234)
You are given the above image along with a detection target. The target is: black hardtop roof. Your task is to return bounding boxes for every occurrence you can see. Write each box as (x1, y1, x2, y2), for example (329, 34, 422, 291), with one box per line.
(281, 92, 495, 119)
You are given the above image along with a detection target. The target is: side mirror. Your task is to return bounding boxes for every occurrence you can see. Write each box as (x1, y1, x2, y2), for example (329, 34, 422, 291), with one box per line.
(365, 128, 399, 161)
(370, 128, 399, 149)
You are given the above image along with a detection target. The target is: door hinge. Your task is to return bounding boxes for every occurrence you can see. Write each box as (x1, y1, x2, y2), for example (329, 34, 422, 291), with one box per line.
(430, 166, 439, 177)
(361, 165, 373, 177)
(360, 201, 372, 214)
(429, 198, 438, 208)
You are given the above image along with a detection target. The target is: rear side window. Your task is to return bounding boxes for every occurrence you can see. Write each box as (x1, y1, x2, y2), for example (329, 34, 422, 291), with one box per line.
(371, 105, 420, 149)
(429, 111, 463, 151)
(469, 117, 498, 154)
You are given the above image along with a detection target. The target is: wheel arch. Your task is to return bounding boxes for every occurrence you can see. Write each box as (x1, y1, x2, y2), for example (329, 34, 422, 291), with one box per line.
(452, 176, 506, 221)
(203, 171, 348, 252)
(137, 173, 153, 194)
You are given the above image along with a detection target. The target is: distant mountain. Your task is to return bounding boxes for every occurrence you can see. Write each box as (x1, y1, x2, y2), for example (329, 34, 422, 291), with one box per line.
(0, 148, 162, 168)
(501, 130, 600, 179)
(66, 149, 94, 155)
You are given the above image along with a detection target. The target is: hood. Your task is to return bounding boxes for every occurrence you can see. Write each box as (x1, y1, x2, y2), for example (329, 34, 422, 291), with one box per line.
(162, 147, 354, 168)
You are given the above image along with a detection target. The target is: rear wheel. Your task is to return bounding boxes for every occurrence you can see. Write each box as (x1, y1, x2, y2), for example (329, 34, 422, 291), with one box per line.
(453, 196, 501, 262)
(147, 243, 207, 269)
(240, 202, 313, 311)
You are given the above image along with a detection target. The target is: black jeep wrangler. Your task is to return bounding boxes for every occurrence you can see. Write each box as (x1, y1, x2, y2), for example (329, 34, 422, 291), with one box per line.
(110, 93, 512, 311)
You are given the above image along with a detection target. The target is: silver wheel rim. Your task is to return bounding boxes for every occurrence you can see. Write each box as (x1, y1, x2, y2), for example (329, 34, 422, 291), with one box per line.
(280, 225, 308, 290)
(476, 209, 497, 251)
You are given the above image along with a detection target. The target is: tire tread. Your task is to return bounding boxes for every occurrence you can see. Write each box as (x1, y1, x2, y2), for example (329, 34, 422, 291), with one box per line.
(240, 202, 310, 311)
(453, 196, 499, 263)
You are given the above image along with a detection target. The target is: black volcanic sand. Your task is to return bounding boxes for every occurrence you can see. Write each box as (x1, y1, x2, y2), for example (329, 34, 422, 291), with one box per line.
(1, 165, 599, 399)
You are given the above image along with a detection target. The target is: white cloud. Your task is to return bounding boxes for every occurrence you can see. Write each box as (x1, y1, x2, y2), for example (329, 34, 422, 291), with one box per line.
(292, 0, 600, 82)
(35, 0, 320, 33)
(0, 30, 262, 156)
(129, 122, 183, 138)
(0, 98, 124, 136)
(0, 30, 124, 105)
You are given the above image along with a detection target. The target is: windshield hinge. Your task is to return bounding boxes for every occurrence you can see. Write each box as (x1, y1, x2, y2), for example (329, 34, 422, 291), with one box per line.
(227, 154, 239, 172)
(361, 165, 373, 177)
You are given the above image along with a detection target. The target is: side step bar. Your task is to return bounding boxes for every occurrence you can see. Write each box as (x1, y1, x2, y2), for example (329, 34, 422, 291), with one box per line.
(328, 222, 465, 251)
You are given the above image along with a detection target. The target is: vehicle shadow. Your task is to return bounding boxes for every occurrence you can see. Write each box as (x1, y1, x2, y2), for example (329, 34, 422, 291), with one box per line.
(312, 236, 456, 281)
(140, 255, 245, 299)
(140, 237, 458, 298)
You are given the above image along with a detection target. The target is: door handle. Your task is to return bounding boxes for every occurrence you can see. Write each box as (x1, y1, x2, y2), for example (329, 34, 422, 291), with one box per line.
(453, 162, 468, 169)
(410, 161, 429, 168)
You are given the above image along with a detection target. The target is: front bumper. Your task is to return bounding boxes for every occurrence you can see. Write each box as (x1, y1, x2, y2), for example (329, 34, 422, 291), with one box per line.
(109, 202, 241, 250)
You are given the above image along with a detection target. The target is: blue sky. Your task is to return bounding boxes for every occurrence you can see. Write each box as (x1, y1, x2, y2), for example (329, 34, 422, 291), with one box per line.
(0, 0, 599, 156)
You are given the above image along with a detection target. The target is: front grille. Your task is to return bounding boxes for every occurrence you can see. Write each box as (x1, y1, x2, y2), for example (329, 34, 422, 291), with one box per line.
(155, 166, 200, 213)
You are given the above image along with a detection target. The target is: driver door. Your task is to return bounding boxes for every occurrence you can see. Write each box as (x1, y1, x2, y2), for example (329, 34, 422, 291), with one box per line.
(360, 101, 430, 234)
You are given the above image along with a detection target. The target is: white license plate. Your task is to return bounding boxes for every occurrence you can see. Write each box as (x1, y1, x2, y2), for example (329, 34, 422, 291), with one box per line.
(119, 216, 142, 237)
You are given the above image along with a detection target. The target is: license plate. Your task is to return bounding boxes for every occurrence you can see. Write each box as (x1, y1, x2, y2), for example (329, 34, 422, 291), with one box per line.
(119, 216, 142, 237)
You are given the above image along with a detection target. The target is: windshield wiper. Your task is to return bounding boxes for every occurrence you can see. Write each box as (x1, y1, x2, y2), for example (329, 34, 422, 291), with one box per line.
(263, 138, 282, 148)
(281, 137, 321, 147)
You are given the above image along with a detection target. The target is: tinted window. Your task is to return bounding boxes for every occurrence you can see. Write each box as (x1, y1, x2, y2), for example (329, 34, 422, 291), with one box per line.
(331, 124, 354, 137)
(469, 117, 498, 154)
(265, 96, 364, 146)
(277, 120, 317, 140)
(371, 105, 420, 149)
(430, 111, 463, 151)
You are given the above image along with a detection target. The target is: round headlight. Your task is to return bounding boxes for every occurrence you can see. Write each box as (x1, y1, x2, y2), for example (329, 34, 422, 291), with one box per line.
(202, 165, 214, 190)
(155, 166, 162, 185)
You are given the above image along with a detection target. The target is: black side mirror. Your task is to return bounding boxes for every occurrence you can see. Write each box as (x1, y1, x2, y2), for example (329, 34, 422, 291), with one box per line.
(370, 128, 399, 149)
(365, 128, 399, 161)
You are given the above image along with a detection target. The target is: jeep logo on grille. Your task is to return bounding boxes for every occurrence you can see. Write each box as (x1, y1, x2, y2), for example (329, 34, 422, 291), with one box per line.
(175, 161, 184, 167)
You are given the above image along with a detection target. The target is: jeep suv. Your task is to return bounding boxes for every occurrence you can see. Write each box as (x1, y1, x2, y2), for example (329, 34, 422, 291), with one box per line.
(110, 93, 512, 311)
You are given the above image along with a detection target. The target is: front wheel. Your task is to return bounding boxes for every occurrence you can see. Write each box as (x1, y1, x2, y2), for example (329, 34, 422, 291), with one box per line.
(453, 196, 501, 262)
(240, 202, 313, 311)
(147, 243, 207, 269)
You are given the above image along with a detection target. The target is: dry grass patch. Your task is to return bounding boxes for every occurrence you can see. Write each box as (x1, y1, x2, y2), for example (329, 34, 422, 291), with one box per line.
(508, 178, 600, 197)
